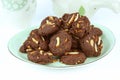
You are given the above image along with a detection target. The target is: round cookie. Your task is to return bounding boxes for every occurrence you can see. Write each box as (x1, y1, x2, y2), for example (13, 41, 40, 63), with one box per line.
(38, 16, 60, 36)
(69, 16, 90, 38)
(28, 50, 55, 64)
(20, 40, 33, 53)
(61, 13, 80, 29)
(76, 16, 90, 27)
(60, 51, 86, 65)
(49, 30, 72, 56)
(80, 34, 103, 57)
(30, 29, 39, 36)
(88, 25, 103, 36)
(19, 29, 48, 53)
(20, 29, 39, 53)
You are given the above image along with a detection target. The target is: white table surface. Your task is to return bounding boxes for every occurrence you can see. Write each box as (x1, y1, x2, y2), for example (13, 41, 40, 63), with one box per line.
(0, 0, 120, 80)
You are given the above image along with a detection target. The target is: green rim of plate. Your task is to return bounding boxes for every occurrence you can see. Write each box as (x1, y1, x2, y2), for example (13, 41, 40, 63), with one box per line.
(8, 24, 116, 69)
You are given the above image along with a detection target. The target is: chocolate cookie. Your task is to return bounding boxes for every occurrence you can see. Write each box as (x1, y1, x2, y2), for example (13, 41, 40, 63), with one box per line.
(20, 40, 33, 53)
(38, 16, 60, 36)
(71, 36, 79, 49)
(69, 16, 90, 38)
(61, 13, 80, 29)
(49, 30, 72, 56)
(19, 29, 48, 53)
(20, 29, 39, 53)
(76, 16, 90, 27)
(28, 50, 55, 64)
(69, 27, 85, 38)
(80, 34, 103, 57)
(60, 51, 86, 65)
(88, 25, 103, 36)
(30, 29, 39, 36)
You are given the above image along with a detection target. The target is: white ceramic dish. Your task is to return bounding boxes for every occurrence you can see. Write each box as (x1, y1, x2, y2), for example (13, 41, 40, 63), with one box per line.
(8, 24, 115, 69)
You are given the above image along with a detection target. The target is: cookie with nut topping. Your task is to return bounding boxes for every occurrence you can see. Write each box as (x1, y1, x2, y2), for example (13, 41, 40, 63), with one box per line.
(49, 30, 72, 56)
(80, 34, 103, 57)
(19, 29, 48, 53)
(69, 16, 90, 38)
(20, 29, 39, 53)
(88, 25, 103, 36)
(20, 40, 33, 53)
(28, 50, 55, 64)
(38, 16, 61, 36)
(61, 13, 80, 29)
(76, 16, 90, 28)
(60, 51, 86, 65)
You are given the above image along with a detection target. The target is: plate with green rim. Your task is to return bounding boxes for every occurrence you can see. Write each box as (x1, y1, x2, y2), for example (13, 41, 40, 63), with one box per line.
(8, 24, 115, 69)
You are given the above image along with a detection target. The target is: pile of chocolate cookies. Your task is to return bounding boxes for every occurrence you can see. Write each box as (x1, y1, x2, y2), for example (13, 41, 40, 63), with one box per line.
(20, 12, 103, 65)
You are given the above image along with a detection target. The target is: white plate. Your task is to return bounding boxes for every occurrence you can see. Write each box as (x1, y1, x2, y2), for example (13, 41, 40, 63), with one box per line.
(8, 24, 115, 69)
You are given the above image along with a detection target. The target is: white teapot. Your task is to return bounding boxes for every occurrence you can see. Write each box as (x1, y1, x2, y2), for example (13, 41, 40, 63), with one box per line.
(52, 0, 120, 18)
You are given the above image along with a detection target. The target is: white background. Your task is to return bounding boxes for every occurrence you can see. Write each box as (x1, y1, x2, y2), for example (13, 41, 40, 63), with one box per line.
(0, 0, 120, 80)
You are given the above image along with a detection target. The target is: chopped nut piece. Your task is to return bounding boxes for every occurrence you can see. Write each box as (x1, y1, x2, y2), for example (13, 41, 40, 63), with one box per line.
(32, 38, 38, 44)
(27, 46, 31, 49)
(95, 43, 98, 52)
(56, 37, 60, 47)
(49, 16, 54, 20)
(65, 29, 69, 31)
(98, 37, 101, 45)
(86, 40, 89, 43)
(46, 20, 54, 25)
(46, 52, 53, 56)
(39, 50, 44, 55)
(29, 51, 35, 54)
(74, 13, 79, 21)
(65, 38, 68, 42)
(68, 14, 75, 24)
(26, 48, 32, 52)
(41, 36, 45, 41)
(37, 56, 39, 59)
(76, 23, 80, 28)
(78, 61, 81, 63)
(65, 52, 79, 55)
(38, 47, 41, 50)
(90, 39, 94, 47)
